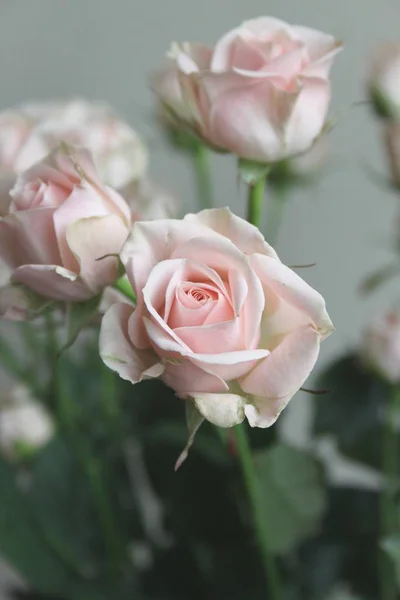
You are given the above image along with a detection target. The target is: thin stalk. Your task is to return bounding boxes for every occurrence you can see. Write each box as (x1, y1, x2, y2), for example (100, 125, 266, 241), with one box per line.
(247, 177, 266, 226)
(265, 184, 287, 246)
(380, 386, 400, 600)
(194, 144, 213, 209)
(234, 424, 282, 600)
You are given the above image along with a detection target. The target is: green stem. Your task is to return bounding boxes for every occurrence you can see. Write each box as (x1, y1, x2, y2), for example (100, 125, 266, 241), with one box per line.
(265, 184, 287, 247)
(380, 386, 400, 600)
(247, 177, 266, 226)
(194, 144, 213, 209)
(234, 424, 282, 600)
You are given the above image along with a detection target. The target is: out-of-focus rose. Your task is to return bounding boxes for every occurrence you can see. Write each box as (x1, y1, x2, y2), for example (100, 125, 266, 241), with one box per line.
(363, 309, 400, 383)
(0, 99, 148, 188)
(100, 208, 333, 429)
(120, 178, 178, 221)
(153, 18, 342, 163)
(0, 144, 131, 314)
(383, 121, 400, 188)
(369, 44, 400, 119)
(0, 385, 54, 458)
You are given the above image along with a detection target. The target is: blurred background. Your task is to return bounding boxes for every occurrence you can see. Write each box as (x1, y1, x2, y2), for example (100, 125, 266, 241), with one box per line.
(0, 0, 399, 596)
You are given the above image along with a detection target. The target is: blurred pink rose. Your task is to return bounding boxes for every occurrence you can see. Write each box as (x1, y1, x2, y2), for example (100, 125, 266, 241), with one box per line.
(0, 99, 148, 188)
(120, 178, 178, 221)
(100, 208, 333, 428)
(0, 144, 131, 312)
(363, 310, 400, 383)
(369, 44, 400, 119)
(153, 18, 342, 162)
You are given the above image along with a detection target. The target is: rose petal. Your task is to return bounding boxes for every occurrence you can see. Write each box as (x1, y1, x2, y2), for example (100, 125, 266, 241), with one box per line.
(193, 393, 246, 427)
(66, 214, 128, 292)
(283, 76, 330, 156)
(100, 303, 161, 384)
(162, 361, 229, 395)
(12, 264, 91, 301)
(0, 208, 61, 268)
(183, 207, 278, 259)
(250, 253, 333, 337)
(241, 325, 321, 427)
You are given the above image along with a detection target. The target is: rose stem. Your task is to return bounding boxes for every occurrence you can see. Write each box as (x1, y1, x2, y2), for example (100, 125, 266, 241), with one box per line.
(380, 386, 400, 600)
(194, 143, 213, 209)
(265, 182, 287, 247)
(233, 174, 282, 600)
(246, 176, 265, 225)
(233, 423, 282, 600)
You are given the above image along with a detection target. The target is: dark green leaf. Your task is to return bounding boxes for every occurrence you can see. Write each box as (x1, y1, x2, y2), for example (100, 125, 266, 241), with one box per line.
(381, 535, 400, 589)
(255, 443, 327, 554)
(313, 355, 390, 469)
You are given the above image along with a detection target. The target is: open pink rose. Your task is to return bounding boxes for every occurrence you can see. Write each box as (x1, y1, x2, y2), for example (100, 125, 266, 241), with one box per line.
(100, 208, 333, 428)
(153, 17, 342, 162)
(0, 144, 131, 313)
(363, 310, 400, 383)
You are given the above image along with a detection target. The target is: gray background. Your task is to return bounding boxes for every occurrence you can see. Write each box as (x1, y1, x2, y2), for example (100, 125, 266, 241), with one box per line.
(0, 0, 399, 596)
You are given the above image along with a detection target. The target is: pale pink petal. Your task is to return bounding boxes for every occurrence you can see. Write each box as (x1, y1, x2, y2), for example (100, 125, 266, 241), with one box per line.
(240, 17, 295, 39)
(193, 393, 246, 427)
(183, 207, 278, 258)
(169, 284, 232, 329)
(283, 77, 330, 156)
(120, 219, 216, 298)
(0, 174, 16, 216)
(174, 318, 243, 354)
(53, 182, 112, 271)
(12, 264, 91, 301)
(211, 29, 266, 72)
(100, 303, 161, 384)
(292, 25, 342, 73)
(66, 214, 129, 292)
(190, 347, 269, 381)
(162, 361, 229, 395)
(201, 72, 298, 161)
(250, 253, 333, 338)
(172, 236, 265, 348)
(0, 208, 61, 268)
(240, 326, 320, 427)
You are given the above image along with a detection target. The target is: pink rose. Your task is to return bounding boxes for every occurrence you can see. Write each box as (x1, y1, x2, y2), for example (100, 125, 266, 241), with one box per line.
(369, 44, 400, 119)
(153, 18, 342, 162)
(0, 99, 148, 188)
(100, 208, 333, 428)
(0, 144, 131, 311)
(363, 310, 400, 383)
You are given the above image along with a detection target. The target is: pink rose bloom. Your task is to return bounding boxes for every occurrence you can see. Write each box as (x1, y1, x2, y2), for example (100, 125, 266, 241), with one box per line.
(369, 44, 400, 119)
(153, 17, 342, 163)
(0, 99, 148, 188)
(100, 208, 333, 428)
(363, 310, 400, 383)
(0, 144, 131, 312)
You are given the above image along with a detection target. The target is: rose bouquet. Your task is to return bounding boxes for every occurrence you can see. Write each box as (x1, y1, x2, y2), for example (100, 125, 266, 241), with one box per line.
(0, 12, 398, 600)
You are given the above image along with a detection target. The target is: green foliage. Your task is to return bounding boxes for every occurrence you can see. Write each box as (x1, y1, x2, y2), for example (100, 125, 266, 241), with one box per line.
(313, 354, 390, 469)
(255, 443, 327, 555)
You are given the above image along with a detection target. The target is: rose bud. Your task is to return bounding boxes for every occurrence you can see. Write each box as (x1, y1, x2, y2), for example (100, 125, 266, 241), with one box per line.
(363, 309, 400, 383)
(0, 144, 131, 316)
(0, 385, 54, 459)
(153, 18, 342, 163)
(0, 99, 148, 189)
(100, 208, 333, 430)
(369, 44, 400, 119)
